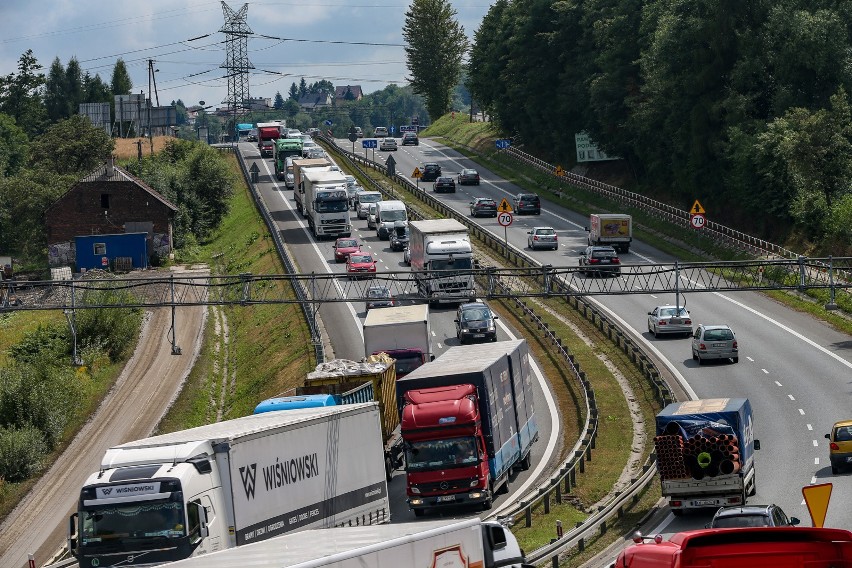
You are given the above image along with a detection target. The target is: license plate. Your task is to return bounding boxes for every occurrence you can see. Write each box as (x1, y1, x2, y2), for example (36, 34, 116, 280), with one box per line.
(600, 260, 610, 264)
(693, 499, 716, 506)
(472, 334, 485, 338)
(437, 495, 456, 502)
(713, 343, 727, 347)
(671, 319, 682, 324)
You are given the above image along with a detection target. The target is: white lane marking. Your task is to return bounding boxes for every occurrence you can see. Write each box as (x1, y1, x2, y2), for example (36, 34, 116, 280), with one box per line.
(436, 342, 443, 349)
(807, 424, 813, 431)
(260, 158, 363, 339)
(788, 394, 796, 401)
(799, 408, 806, 415)
(431, 331, 436, 337)
(802, 499, 806, 505)
(813, 440, 819, 447)
(712, 292, 852, 370)
(815, 457, 820, 465)
(648, 512, 675, 536)
(491, 316, 560, 516)
(811, 475, 817, 484)
(747, 356, 755, 362)
(774, 380, 782, 386)
(762, 369, 769, 374)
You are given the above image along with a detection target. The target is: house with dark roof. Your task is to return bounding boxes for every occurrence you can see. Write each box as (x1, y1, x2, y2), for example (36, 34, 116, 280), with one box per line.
(297, 92, 334, 112)
(45, 158, 179, 268)
(334, 85, 363, 102)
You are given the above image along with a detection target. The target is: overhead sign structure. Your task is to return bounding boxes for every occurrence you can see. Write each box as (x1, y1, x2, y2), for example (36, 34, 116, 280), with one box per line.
(495, 139, 511, 150)
(412, 167, 422, 179)
(802, 483, 832, 528)
(497, 212, 513, 227)
(691, 200, 706, 214)
(362, 139, 378, 149)
(690, 213, 706, 230)
(498, 198, 513, 213)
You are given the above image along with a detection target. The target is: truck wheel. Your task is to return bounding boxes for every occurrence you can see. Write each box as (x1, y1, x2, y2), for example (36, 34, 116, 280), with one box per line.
(519, 452, 532, 471)
(482, 498, 493, 511)
(385, 457, 394, 482)
(672, 509, 683, 517)
(832, 465, 839, 474)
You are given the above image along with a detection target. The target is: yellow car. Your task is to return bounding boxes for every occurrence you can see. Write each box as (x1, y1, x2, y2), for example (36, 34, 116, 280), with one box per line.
(825, 420, 852, 474)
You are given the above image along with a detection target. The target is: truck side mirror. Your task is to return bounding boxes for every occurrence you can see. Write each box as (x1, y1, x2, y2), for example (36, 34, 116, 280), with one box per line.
(430, 355, 435, 361)
(825, 433, 830, 439)
(584, 226, 590, 232)
(790, 517, 801, 525)
(454, 319, 459, 323)
(68, 512, 79, 557)
(754, 439, 760, 451)
(493, 316, 499, 320)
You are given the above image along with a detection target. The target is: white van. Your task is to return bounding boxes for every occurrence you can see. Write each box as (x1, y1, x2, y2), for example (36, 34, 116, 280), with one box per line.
(356, 191, 383, 220)
(375, 200, 407, 240)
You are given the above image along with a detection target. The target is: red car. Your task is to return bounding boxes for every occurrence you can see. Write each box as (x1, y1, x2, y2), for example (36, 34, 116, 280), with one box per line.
(346, 253, 377, 279)
(333, 237, 360, 263)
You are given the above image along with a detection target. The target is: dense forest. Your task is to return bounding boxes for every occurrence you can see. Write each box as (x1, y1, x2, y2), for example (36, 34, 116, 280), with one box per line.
(467, 0, 852, 252)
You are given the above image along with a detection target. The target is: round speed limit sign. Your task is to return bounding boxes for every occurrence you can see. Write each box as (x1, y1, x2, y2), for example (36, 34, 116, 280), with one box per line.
(498, 212, 513, 227)
(690, 213, 706, 230)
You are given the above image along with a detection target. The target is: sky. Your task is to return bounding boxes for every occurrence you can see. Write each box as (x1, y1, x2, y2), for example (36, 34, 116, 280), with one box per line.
(0, 0, 493, 110)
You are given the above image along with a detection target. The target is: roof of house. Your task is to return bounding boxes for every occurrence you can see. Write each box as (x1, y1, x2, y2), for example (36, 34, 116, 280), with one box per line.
(56, 161, 179, 212)
(334, 85, 363, 100)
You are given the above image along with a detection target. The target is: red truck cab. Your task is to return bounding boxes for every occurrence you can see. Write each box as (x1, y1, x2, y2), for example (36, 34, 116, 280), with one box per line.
(614, 527, 852, 567)
(402, 384, 493, 515)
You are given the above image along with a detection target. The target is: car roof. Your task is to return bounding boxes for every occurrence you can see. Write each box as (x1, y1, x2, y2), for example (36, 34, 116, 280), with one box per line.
(833, 419, 852, 427)
(589, 245, 617, 252)
(475, 197, 495, 202)
(424, 162, 439, 167)
(518, 193, 538, 198)
(700, 324, 732, 330)
(459, 302, 490, 310)
(714, 505, 773, 517)
(436, 176, 453, 181)
(533, 226, 554, 230)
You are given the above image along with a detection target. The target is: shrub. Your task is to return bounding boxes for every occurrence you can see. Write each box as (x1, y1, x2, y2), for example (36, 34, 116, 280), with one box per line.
(0, 424, 48, 482)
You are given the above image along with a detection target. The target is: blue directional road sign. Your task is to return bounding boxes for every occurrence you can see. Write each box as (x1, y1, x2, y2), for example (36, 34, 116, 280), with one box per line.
(324, 119, 333, 126)
(495, 139, 512, 149)
(390, 126, 395, 134)
(362, 139, 378, 148)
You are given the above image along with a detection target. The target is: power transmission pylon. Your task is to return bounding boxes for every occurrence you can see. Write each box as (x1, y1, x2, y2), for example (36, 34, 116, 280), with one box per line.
(220, 2, 254, 140)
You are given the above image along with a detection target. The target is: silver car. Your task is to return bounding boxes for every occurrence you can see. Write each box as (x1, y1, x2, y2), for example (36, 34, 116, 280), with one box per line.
(647, 305, 692, 337)
(692, 324, 738, 364)
(367, 203, 378, 229)
(527, 227, 558, 250)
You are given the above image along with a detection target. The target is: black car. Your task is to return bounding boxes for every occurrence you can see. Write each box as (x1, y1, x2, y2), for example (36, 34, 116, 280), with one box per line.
(433, 177, 456, 193)
(389, 222, 409, 251)
(469, 197, 498, 217)
(708, 504, 800, 528)
(421, 162, 442, 181)
(402, 132, 419, 146)
(513, 193, 541, 215)
(455, 302, 499, 344)
(579, 245, 622, 277)
(458, 168, 480, 185)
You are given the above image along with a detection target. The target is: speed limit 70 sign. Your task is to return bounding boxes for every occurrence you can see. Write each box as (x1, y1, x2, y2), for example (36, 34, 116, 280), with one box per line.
(498, 212, 513, 227)
(690, 213, 706, 230)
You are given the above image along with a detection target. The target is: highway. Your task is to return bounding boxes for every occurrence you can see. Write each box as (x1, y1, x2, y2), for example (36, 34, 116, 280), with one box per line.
(243, 141, 562, 522)
(330, 135, 852, 531)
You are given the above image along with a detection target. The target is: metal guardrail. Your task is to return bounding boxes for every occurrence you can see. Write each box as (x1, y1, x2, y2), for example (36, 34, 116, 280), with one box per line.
(233, 149, 325, 364)
(321, 136, 673, 561)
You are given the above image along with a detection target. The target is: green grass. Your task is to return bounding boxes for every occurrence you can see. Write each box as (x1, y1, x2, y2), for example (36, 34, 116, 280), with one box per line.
(0, 311, 66, 366)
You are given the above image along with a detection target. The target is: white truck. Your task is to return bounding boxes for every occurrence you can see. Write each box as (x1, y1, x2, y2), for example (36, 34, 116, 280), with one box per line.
(363, 304, 433, 377)
(160, 518, 529, 568)
(409, 219, 476, 304)
(374, 199, 407, 240)
(300, 168, 351, 238)
(292, 157, 332, 212)
(586, 213, 632, 253)
(68, 404, 389, 567)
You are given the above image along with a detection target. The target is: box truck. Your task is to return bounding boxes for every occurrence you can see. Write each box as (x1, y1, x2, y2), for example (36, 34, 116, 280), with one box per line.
(274, 138, 303, 180)
(162, 518, 530, 568)
(257, 122, 283, 157)
(612, 527, 852, 568)
(300, 168, 351, 238)
(409, 219, 476, 304)
(396, 339, 538, 515)
(68, 404, 389, 567)
(653, 398, 759, 514)
(586, 213, 632, 253)
(255, 355, 404, 481)
(363, 304, 433, 377)
(292, 157, 332, 211)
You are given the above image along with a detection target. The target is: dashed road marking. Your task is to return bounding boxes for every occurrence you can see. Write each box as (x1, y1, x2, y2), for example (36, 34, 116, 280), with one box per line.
(774, 380, 782, 386)
(762, 368, 769, 374)
(813, 440, 819, 447)
(799, 408, 806, 415)
(807, 424, 813, 430)
(815, 457, 820, 465)
(788, 394, 796, 401)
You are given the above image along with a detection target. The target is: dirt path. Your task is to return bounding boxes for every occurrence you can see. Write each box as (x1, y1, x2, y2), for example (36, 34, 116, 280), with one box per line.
(0, 267, 209, 568)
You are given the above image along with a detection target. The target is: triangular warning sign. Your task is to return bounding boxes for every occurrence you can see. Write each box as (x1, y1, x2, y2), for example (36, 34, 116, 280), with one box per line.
(498, 198, 512, 213)
(691, 200, 705, 215)
(412, 167, 422, 179)
(802, 483, 832, 528)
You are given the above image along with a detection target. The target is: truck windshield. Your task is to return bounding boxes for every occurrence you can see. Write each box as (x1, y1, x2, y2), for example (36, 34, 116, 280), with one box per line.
(315, 199, 349, 213)
(406, 437, 478, 471)
(381, 210, 407, 222)
(80, 502, 186, 545)
(393, 353, 423, 377)
(429, 258, 473, 271)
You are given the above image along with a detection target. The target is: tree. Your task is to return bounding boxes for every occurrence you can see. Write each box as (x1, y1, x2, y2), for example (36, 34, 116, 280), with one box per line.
(65, 57, 84, 115)
(288, 82, 298, 100)
(44, 57, 68, 121)
(110, 58, 132, 95)
(171, 99, 188, 126)
(273, 91, 285, 109)
(344, 87, 356, 101)
(403, 0, 468, 120)
(0, 114, 28, 177)
(467, 0, 510, 118)
(83, 72, 111, 103)
(0, 50, 47, 137)
(298, 78, 308, 99)
(308, 80, 334, 94)
(28, 114, 115, 175)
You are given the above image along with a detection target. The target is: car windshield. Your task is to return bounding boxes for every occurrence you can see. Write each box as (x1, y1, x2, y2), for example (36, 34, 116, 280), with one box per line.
(367, 287, 391, 298)
(405, 437, 479, 471)
(704, 329, 734, 341)
(463, 169, 477, 175)
(660, 307, 688, 317)
(350, 255, 372, 264)
(535, 228, 555, 235)
(461, 308, 492, 322)
(360, 194, 382, 204)
(80, 502, 186, 546)
(477, 200, 495, 207)
(592, 251, 617, 259)
(337, 240, 357, 249)
(713, 515, 770, 528)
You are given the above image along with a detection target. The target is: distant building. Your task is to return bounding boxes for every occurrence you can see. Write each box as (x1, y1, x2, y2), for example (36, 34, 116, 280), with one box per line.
(246, 97, 273, 111)
(45, 158, 178, 268)
(297, 92, 334, 112)
(334, 85, 363, 102)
